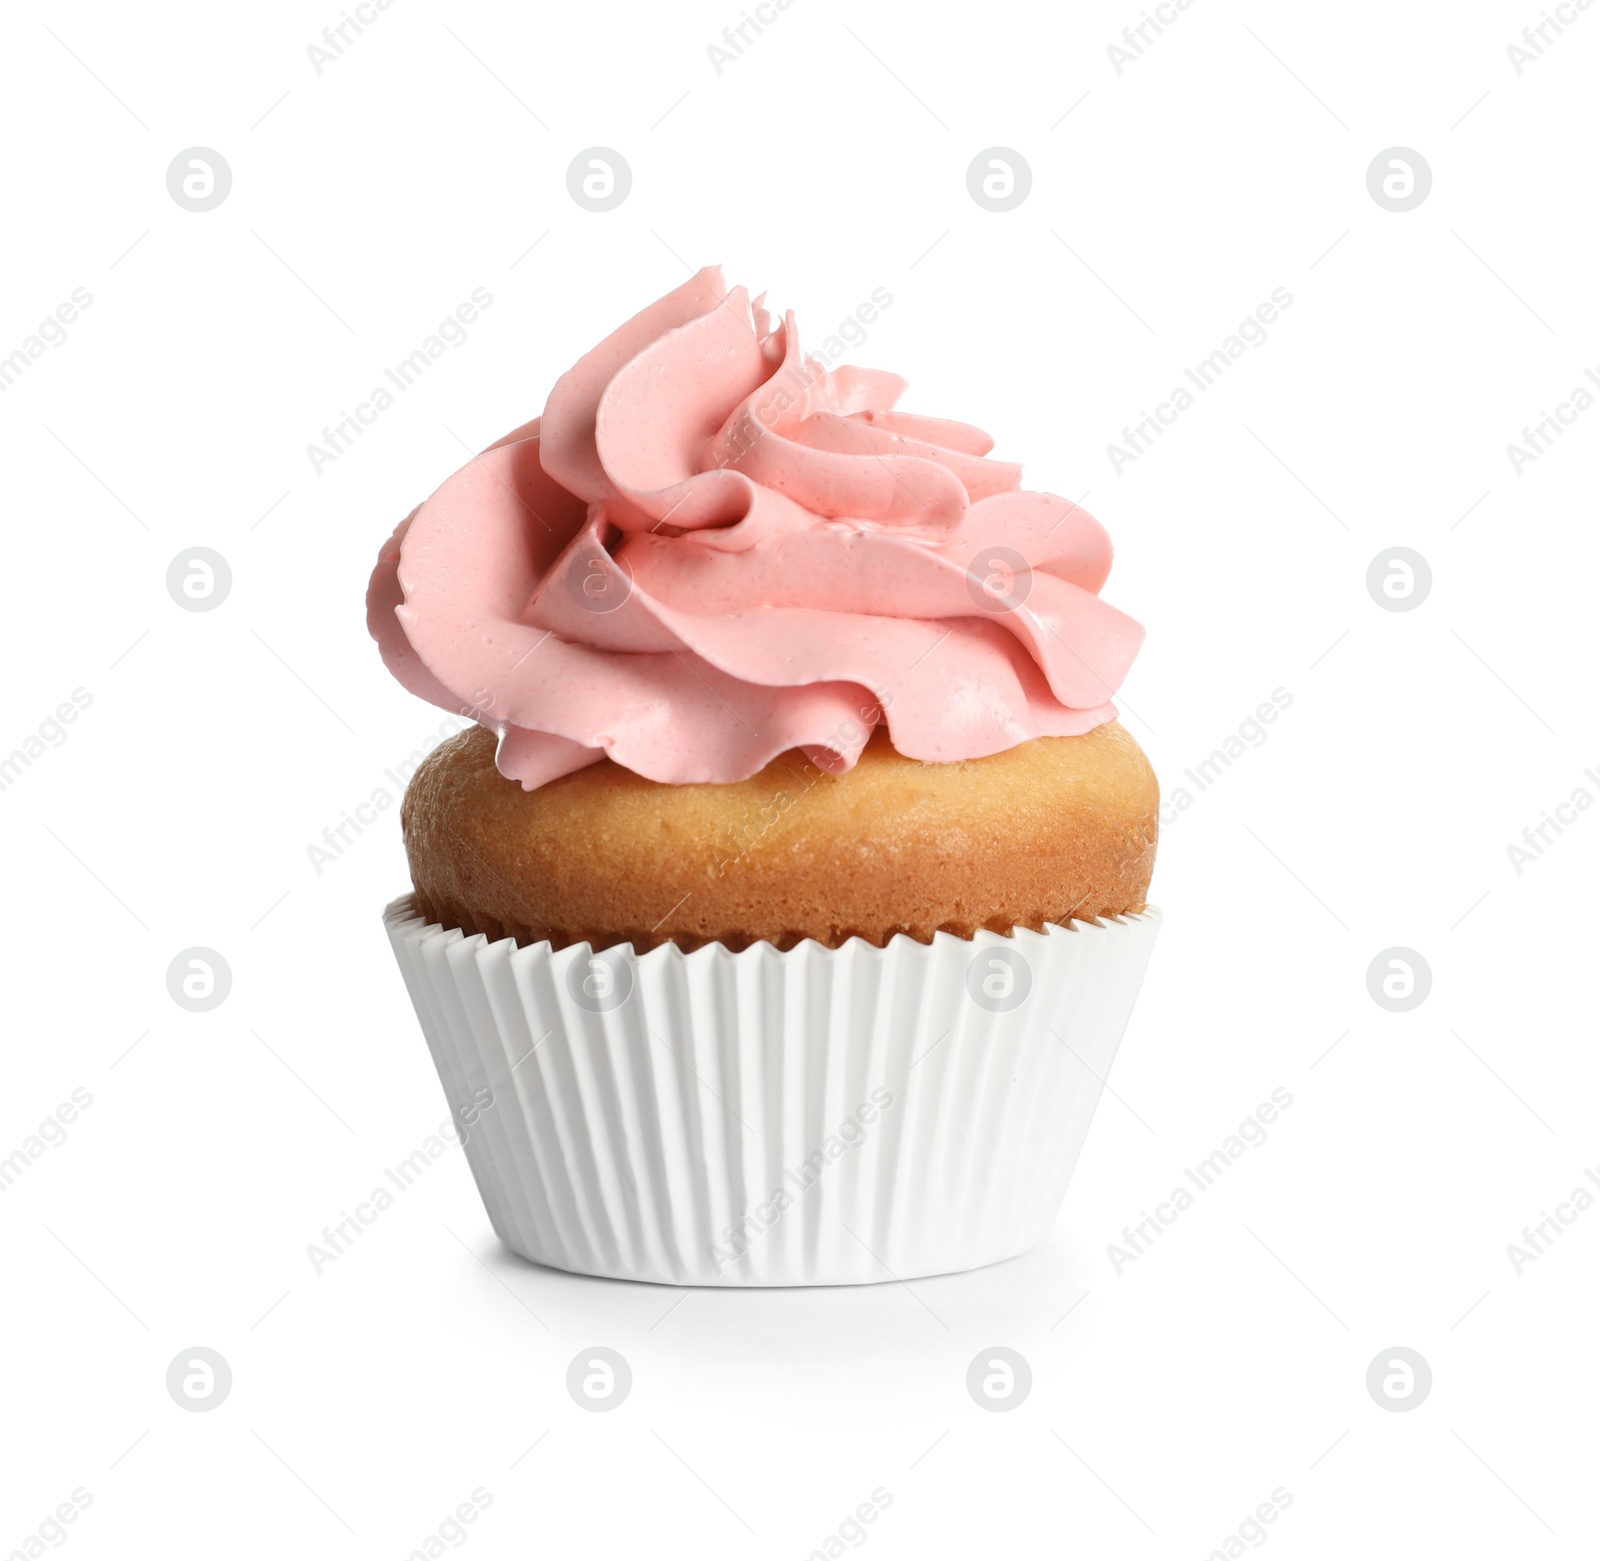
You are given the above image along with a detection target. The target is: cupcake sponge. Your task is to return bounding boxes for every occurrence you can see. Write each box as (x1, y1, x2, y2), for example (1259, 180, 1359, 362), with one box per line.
(402, 723, 1158, 953)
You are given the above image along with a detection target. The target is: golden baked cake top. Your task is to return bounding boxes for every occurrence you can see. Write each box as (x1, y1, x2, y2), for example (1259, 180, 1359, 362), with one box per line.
(403, 722, 1156, 952)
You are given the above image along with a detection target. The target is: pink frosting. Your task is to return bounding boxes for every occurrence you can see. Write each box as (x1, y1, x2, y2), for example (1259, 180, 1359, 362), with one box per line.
(367, 267, 1143, 790)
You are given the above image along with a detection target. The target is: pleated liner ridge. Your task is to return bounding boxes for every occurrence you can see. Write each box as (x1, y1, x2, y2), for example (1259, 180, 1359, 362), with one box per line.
(384, 895, 1161, 1287)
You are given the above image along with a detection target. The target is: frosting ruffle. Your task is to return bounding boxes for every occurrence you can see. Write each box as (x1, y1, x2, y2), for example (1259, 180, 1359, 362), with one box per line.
(368, 267, 1143, 789)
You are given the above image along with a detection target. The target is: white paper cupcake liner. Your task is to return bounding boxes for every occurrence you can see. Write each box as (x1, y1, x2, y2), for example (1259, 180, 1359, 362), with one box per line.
(383, 895, 1160, 1287)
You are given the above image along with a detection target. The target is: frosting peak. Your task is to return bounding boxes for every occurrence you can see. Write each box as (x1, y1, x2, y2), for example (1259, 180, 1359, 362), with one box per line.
(368, 267, 1143, 789)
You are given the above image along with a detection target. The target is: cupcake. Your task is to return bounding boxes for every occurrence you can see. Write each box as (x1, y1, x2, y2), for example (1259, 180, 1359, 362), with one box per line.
(369, 267, 1159, 1285)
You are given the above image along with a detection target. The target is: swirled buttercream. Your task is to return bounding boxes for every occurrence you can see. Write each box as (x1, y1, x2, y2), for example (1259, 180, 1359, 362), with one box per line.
(368, 267, 1143, 789)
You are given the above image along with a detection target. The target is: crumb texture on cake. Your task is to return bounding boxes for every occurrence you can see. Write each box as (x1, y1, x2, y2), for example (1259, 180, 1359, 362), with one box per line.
(401, 724, 1158, 954)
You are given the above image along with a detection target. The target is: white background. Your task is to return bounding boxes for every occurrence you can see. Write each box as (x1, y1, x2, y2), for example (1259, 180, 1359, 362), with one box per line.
(3, 0, 1597, 1556)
